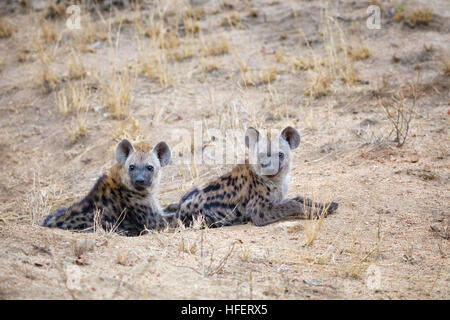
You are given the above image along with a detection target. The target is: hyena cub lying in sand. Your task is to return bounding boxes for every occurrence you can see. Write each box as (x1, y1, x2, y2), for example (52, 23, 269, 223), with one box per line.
(42, 139, 172, 236)
(167, 126, 338, 228)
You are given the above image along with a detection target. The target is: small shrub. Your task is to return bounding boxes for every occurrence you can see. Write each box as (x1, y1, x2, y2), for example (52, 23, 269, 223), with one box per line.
(407, 8, 433, 26)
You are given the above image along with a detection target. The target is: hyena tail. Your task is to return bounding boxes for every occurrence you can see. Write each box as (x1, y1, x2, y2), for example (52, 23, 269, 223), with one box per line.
(163, 203, 179, 214)
(41, 208, 68, 228)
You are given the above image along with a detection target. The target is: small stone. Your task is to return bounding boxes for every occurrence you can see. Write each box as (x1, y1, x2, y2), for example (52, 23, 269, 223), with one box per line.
(276, 221, 304, 234)
(359, 118, 379, 128)
(410, 155, 419, 163)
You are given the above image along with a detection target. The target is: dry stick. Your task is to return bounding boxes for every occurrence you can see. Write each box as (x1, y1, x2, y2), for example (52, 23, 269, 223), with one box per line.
(381, 83, 416, 147)
(171, 230, 236, 277)
(361, 213, 382, 264)
(427, 262, 443, 296)
(249, 271, 253, 300)
(428, 240, 447, 296)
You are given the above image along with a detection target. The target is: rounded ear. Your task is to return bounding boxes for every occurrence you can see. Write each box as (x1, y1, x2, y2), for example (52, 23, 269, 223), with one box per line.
(115, 139, 134, 165)
(281, 126, 300, 150)
(153, 141, 171, 167)
(245, 127, 260, 149)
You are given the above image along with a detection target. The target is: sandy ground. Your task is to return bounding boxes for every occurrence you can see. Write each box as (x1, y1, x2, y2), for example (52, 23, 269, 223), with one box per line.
(0, 0, 449, 299)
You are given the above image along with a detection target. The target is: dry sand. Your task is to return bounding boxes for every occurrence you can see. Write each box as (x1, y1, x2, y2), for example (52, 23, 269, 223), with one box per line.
(0, 0, 448, 299)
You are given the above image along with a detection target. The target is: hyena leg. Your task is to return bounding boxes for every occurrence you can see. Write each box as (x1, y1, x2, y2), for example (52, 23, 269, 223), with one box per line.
(291, 196, 338, 217)
(248, 198, 318, 226)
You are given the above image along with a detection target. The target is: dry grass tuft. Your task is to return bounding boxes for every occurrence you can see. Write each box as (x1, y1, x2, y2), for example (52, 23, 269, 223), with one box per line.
(239, 245, 251, 262)
(303, 200, 332, 246)
(167, 45, 196, 62)
(18, 47, 30, 63)
(200, 58, 219, 74)
(344, 215, 383, 280)
(178, 236, 198, 254)
(305, 69, 331, 98)
(134, 17, 152, 38)
(240, 70, 255, 87)
(380, 82, 418, 147)
(174, 228, 237, 278)
(72, 14, 108, 52)
(185, 6, 205, 20)
(56, 81, 91, 116)
(68, 82, 90, 113)
(347, 47, 371, 60)
(146, 19, 163, 40)
(407, 8, 433, 26)
(41, 20, 59, 44)
(394, 8, 405, 23)
(139, 51, 173, 88)
(26, 175, 57, 225)
(183, 18, 201, 34)
(109, 117, 144, 143)
(290, 55, 315, 72)
(394, 11, 404, 22)
(440, 53, 450, 75)
(67, 113, 88, 144)
(201, 37, 230, 56)
(104, 67, 132, 119)
(261, 66, 278, 84)
(221, 12, 241, 27)
(0, 17, 15, 38)
(37, 54, 58, 93)
(248, 8, 259, 18)
(139, 53, 157, 78)
(67, 52, 87, 80)
(392, 54, 401, 63)
(56, 90, 70, 116)
(298, 9, 365, 99)
(155, 29, 181, 50)
(240, 67, 278, 87)
(275, 51, 284, 63)
(117, 250, 138, 266)
(45, 3, 67, 20)
(340, 61, 360, 85)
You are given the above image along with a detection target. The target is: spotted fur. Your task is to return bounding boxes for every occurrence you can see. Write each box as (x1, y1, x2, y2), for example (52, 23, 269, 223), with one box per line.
(168, 126, 338, 228)
(42, 139, 173, 236)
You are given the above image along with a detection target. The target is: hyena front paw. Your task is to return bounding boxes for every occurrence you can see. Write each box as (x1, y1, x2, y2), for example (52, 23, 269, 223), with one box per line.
(329, 201, 338, 213)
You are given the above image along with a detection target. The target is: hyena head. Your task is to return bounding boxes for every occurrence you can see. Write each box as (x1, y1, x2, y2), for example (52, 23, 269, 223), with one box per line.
(245, 126, 300, 178)
(115, 139, 171, 193)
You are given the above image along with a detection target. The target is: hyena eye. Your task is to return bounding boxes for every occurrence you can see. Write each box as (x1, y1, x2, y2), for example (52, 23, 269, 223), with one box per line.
(278, 152, 285, 160)
(146, 165, 154, 172)
(129, 164, 135, 171)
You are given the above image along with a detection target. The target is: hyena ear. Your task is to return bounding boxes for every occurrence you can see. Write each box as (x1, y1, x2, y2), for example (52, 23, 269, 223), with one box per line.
(153, 141, 171, 167)
(281, 126, 300, 150)
(116, 139, 134, 165)
(245, 127, 260, 149)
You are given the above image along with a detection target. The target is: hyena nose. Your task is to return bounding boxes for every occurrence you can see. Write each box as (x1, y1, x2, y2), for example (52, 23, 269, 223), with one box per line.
(135, 177, 145, 184)
(258, 152, 271, 160)
(260, 162, 271, 168)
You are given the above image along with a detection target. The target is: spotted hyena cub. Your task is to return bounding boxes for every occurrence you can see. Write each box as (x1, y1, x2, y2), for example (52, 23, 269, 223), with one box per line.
(42, 139, 173, 236)
(168, 126, 338, 228)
